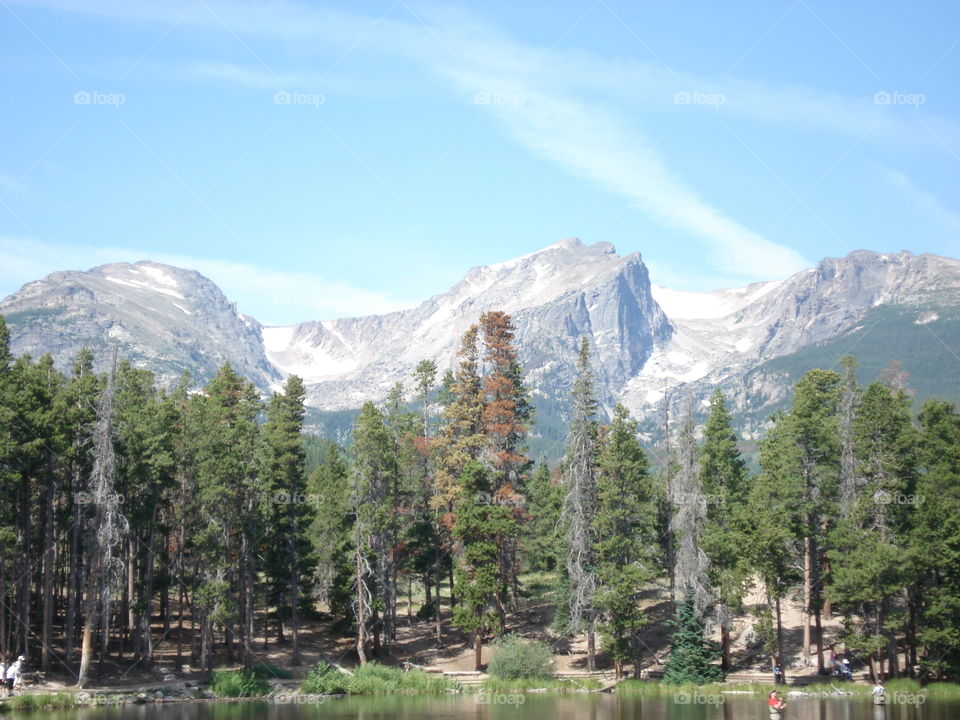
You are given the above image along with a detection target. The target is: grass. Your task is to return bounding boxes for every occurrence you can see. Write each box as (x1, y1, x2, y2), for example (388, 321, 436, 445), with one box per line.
(0, 693, 76, 711)
(301, 661, 457, 696)
(480, 677, 602, 693)
(209, 668, 270, 698)
(618, 680, 770, 696)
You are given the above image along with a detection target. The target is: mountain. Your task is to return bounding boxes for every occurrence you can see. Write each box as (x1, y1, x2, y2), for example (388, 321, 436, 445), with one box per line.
(3, 242, 960, 452)
(262, 238, 671, 413)
(0, 261, 280, 389)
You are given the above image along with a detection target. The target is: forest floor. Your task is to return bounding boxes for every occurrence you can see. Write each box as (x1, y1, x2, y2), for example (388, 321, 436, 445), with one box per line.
(22, 571, 874, 694)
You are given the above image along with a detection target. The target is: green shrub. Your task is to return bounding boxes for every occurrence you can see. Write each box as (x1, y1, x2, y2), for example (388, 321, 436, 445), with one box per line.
(416, 601, 436, 622)
(253, 662, 292, 680)
(487, 634, 556, 680)
(347, 662, 455, 694)
(209, 669, 270, 698)
(301, 659, 351, 695)
(1, 693, 75, 711)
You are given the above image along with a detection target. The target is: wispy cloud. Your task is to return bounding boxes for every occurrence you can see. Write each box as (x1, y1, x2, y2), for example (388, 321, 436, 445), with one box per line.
(878, 165, 960, 235)
(12, 0, 958, 285)
(0, 237, 416, 324)
(429, 25, 810, 280)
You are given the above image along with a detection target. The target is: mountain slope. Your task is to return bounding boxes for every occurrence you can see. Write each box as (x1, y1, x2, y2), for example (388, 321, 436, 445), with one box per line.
(0, 261, 280, 389)
(262, 238, 672, 411)
(2, 243, 959, 450)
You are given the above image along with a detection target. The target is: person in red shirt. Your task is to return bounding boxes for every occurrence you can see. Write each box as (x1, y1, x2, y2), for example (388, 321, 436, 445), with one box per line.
(768, 690, 787, 714)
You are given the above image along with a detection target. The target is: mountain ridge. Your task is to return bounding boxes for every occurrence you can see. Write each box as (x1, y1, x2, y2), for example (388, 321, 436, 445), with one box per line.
(2, 243, 959, 440)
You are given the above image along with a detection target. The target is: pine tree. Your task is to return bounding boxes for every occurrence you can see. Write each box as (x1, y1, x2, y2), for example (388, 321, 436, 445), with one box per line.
(260, 375, 313, 665)
(523, 460, 563, 572)
(594, 404, 658, 678)
(479, 311, 530, 615)
(663, 597, 723, 684)
(669, 404, 711, 616)
(561, 338, 600, 670)
(830, 381, 918, 679)
(349, 401, 397, 663)
(78, 353, 128, 686)
(451, 461, 514, 670)
(698, 389, 750, 672)
(749, 413, 804, 677)
(913, 400, 960, 677)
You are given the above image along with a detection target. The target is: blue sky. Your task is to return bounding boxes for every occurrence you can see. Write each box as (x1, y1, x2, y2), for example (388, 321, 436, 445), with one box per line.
(1, 0, 958, 326)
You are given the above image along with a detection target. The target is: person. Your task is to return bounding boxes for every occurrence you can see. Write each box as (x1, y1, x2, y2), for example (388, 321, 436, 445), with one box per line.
(768, 689, 787, 716)
(6, 656, 22, 697)
(841, 658, 852, 681)
(872, 679, 886, 705)
(773, 663, 784, 685)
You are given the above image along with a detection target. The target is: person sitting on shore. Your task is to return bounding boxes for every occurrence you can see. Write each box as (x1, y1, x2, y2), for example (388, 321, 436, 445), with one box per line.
(840, 658, 852, 681)
(768, 690, 787, 714)
(6, 657, 22, 697)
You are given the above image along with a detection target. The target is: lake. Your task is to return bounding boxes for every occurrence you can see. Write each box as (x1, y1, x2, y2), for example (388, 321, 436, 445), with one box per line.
(10, 694, 959, 720)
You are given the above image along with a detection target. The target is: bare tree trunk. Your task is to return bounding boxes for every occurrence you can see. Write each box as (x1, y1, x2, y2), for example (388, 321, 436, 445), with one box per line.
(41, 472, 55, 672)
(803, 536, 812, 661)
(587, 619, 596, 672)
(721, 622, 730, 672)
(474, 628, 483, 671)
(775, 595, 785, 685)
(290, 533, 301, 666)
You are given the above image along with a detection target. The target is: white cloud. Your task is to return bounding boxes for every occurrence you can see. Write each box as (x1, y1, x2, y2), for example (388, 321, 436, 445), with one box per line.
(878, 165, 960, 235)
(0, 237, 416, 324)
(431, 31, 810, 281)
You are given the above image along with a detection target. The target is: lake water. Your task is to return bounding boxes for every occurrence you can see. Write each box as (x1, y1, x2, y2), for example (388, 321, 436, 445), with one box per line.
(11, 694, 958, 720)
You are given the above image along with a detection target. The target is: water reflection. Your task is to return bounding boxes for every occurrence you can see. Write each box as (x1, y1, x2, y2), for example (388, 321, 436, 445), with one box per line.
(7, 694, 958, 720)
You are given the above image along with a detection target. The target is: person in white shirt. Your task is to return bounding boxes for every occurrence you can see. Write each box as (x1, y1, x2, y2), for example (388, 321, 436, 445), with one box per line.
(6, 656, 23, 696)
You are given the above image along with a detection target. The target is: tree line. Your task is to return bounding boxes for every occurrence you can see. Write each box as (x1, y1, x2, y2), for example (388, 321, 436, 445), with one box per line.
(0, 310, 958, 686)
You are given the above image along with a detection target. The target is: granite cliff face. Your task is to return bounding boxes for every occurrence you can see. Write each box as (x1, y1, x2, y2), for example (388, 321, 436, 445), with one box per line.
(3, 242, 959, 433)
(0, 261, 280, 389)
(262, 238, 672, 411)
